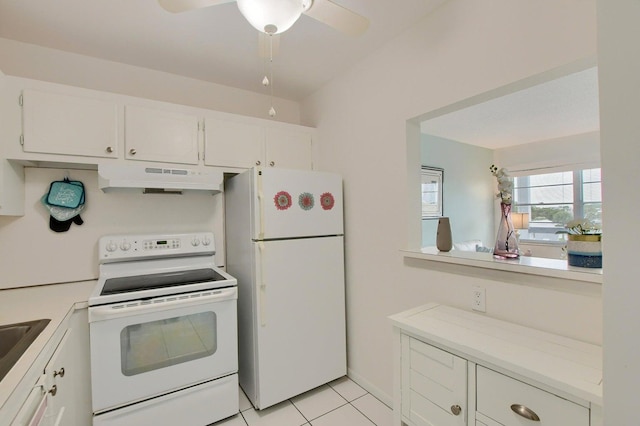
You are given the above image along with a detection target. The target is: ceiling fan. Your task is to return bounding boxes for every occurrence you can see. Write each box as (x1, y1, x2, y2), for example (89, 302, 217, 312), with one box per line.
(157, 0, 369, 36)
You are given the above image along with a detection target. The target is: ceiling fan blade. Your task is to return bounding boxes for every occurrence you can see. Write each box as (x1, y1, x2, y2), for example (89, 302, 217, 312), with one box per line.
(157, 0, 234, 14)
(258, 33, 280, 59)
(303, 0, 369, 36)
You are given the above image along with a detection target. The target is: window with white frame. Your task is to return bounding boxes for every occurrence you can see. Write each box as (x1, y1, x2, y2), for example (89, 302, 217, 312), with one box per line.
(513, 168, 602, 242)
(421, 166, 443, 218)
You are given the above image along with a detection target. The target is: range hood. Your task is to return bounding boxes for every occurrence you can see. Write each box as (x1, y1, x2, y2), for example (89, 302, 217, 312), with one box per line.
(98, 164, 223, 194)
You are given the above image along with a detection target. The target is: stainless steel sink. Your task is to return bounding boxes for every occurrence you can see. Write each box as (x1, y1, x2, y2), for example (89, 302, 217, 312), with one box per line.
(0, 319, 50, 381)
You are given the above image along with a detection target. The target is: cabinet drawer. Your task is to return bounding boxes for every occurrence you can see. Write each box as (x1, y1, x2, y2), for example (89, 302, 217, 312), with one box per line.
(476, 366, 589, 426)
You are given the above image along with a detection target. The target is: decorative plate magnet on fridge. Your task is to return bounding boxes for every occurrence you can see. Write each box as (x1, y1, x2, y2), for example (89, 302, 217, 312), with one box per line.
(274, 191, 292, 210)
(320, 192, 335, 210)
(298, 192, 315, 211)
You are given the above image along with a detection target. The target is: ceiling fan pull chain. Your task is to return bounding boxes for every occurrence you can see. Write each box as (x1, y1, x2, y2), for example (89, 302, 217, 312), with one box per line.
(268, 33, 277, 118)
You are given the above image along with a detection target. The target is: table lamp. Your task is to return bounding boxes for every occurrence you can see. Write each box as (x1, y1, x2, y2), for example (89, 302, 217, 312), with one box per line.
(511, 212, 530, 242)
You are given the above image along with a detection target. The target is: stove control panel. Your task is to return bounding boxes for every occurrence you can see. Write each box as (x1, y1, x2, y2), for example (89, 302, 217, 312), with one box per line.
(99, 232, 215, 263)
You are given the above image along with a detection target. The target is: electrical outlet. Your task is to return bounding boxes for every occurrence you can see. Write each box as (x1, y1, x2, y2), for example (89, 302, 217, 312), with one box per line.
(472, 286, 486, 312)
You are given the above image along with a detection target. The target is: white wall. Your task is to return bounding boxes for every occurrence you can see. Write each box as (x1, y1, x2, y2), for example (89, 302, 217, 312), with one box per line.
(0, 38, 302, 125)
(598, 0, 640, 423)
(421, 134, 494, 247)
(0, 167, 224, 288)
(301, 0, 600, 403)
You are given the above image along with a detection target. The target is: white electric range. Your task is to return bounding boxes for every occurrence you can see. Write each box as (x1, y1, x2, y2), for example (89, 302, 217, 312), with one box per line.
(88, 232, 239, 426)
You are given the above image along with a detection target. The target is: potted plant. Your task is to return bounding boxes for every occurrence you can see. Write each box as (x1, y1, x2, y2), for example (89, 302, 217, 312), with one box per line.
(565, 218, 602, 268)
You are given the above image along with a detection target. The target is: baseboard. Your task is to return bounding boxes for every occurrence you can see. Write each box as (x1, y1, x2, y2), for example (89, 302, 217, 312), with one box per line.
(347, 368, 392, 408)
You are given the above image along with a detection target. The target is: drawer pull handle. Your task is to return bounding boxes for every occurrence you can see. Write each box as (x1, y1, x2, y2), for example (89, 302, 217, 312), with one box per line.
(450, 404, 462, 415)
(53, 367, 65, 378)
(48, 385, 57, 397)
(510, 404, 540, 421)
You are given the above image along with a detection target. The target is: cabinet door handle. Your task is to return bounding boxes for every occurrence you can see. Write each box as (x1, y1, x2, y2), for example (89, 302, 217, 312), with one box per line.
(48, 385, 57, 397)
(269, 161, 275, 167)
(510, 404, 540, 421)
(450, 404, 462, 415)
(106, 146, 114, 153)
(129, 148, 137, 155)
(256, 160, 261, 166)
(53, 368, 65, 378)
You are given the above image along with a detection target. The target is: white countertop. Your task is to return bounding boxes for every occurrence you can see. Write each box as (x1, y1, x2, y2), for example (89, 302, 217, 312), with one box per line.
(403, 247, 603, 284)
(0, 280, 95, 415)
(389, 303, 603, 406)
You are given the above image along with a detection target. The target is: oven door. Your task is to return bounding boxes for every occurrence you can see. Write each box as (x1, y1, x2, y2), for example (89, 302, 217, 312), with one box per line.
(88, 286, 237, 414)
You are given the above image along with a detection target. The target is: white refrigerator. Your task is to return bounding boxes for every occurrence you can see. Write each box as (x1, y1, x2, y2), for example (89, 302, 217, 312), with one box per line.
(225, 167, 346, 410)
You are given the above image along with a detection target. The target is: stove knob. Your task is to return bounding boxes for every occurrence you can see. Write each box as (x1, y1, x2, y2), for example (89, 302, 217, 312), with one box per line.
(106, 241, 118, 252)
(120, 240, 131, 251)
(191, 238, 201, 247)
(202, 236, 211, 246)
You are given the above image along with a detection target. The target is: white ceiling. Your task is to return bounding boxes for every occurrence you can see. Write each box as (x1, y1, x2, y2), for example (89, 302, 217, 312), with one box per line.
(420, 67, 600, 149)
(0, 0, 447, 101)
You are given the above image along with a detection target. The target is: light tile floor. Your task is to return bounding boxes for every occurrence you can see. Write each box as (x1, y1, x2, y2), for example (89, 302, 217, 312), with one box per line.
(211, 376, 393, 426)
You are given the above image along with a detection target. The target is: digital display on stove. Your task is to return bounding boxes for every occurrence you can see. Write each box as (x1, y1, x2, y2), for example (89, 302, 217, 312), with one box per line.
(143, 238, 180, 250)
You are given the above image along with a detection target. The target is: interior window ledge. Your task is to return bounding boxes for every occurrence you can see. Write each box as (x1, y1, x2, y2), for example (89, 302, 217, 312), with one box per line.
(402, 247, 602, 284)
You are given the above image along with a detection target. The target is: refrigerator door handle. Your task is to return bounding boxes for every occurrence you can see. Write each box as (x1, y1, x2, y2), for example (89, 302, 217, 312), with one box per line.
(257, 171, 265, 240)
(258, 241, 267, 326)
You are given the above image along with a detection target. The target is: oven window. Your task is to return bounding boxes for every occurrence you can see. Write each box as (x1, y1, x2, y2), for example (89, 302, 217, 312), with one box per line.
(120, 312, 217, 376)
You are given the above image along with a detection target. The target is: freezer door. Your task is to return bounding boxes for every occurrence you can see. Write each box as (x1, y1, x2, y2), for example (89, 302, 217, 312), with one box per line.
(251, 236, 346, 409)
(255, 168, 343, 239)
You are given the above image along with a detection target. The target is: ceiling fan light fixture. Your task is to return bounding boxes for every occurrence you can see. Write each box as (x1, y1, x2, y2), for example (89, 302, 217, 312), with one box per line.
(236, 0, 304, 34)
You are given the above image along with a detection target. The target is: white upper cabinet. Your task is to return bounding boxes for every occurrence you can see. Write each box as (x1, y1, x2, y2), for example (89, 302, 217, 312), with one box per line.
(124, 105, 200, 165)
(6, 77, 315, 173)
(265, 127, 312, 170)
(204, 117, 264, 168)
(21, 89, 119, 158)
(204, 117, 313, 170)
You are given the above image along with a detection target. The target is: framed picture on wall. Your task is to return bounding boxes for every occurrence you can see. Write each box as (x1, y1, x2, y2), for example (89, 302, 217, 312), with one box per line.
(421, 166, 443, 218)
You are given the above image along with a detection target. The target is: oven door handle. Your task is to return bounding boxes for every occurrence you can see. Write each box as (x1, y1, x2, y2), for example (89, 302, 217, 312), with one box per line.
(88, 287, 237, 322)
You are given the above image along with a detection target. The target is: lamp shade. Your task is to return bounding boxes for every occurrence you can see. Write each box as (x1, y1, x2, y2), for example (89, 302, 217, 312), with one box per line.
(511, 212, 530, 230)
(237, 0, 304, 34)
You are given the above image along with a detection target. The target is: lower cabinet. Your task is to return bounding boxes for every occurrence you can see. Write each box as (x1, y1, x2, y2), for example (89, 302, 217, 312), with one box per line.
(390, 304, 602, 426)
(401, 336, 466, 426)
(10, 377, 48, 426)
(10, 308, 90, 426)
(42, 328, 73, 426)
(43, 309, 90, 426)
